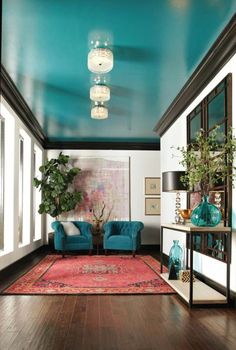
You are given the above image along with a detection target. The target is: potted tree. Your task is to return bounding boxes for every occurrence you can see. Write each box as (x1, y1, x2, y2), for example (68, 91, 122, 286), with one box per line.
(33, 152, 83, 249)
(176, 127, 236, 226)
(33, 152, 82, 219)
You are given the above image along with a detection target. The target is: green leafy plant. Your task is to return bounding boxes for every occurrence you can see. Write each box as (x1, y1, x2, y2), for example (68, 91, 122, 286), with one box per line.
(33, 152, 82, 218)
(175, 127, 236, 196)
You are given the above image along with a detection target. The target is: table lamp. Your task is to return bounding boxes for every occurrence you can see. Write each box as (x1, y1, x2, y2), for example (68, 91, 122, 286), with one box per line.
(162, 171, 187, 224)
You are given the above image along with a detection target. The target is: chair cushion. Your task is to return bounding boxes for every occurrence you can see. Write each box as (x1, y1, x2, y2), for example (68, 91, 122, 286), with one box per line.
(61, 222, 81, 236)
(106, 235, 132, 250)
(65, 235, 87, 244)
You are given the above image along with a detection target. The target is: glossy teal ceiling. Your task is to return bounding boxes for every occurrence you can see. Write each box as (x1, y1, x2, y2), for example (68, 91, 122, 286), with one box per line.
(2, 0, 236, 143)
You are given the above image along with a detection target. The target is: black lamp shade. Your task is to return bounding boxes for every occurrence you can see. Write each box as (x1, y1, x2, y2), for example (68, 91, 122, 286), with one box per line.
(162, 171, 186, 192)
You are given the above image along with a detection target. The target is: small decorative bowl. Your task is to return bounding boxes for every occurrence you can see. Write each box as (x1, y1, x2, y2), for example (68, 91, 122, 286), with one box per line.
(179, 209, 192, 220)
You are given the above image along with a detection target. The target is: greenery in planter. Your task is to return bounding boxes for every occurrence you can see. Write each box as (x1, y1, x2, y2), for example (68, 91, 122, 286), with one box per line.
(33, 152, 82, 218)
(175, 127, 236, 196)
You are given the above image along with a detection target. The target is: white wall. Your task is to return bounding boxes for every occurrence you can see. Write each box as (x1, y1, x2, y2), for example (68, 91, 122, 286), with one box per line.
(160, 53, 236, 292)
(47, 149, 160, 245)
(0, 97, 45, 271)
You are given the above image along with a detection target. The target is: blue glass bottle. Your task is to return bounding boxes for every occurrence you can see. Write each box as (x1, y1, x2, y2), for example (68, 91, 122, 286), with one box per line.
(168, 240, 183, 279)
(212, 239, 224, 260)
(190, 195, 222, 227)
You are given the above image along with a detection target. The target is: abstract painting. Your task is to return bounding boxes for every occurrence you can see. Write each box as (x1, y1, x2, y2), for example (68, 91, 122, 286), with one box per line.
(72, 157, 130, 223)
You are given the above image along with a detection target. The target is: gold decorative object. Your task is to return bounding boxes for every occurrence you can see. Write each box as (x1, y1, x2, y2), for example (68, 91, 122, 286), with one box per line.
(179, 270, 195, 283)
(91, 202, 106, 235)
(178, 209, 192, 220)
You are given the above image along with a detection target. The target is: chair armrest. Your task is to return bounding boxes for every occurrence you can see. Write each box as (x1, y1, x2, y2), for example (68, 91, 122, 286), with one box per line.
(51, 221, 66, 238)
(51, 221, 66, 251)
(130, 222, 144, 237)
(131, 230, 138, 239)
(130, 222, 144, 250)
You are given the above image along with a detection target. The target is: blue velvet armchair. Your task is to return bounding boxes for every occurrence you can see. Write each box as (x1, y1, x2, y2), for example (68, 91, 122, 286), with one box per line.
(51, 221, 93, 256)
(103, 221, 144, 257)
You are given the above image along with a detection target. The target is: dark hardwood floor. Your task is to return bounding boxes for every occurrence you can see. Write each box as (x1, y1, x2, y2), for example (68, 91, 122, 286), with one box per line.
(0, 248, 236, 350)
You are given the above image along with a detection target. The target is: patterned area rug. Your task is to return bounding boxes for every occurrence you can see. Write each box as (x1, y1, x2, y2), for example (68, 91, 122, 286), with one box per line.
(3, 255, 175, 295)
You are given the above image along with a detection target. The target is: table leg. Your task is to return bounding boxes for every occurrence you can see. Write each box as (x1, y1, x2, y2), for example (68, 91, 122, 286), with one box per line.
(226, 230, 231, 304)
(186, 234, 189, 269)
(160, 226, 163, 273)
(189, 231, 193, 308)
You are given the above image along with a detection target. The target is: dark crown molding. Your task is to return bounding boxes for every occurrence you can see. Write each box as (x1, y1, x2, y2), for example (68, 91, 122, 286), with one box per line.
(44, 140, 160, 151)
(154, 14, 236, 137)
(1, 65, 46, 145)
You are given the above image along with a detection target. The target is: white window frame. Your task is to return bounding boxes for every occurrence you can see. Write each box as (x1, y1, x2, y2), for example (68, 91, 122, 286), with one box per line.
(0, 102, 15, 255)
(33, 144, 42, 241)
(18, 136, 24, 244)
(0, 116, 5, 250)
(18, 129, 31, 247)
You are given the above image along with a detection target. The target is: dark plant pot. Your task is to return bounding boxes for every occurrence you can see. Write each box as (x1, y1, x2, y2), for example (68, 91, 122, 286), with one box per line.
(48, 232, 55, 251)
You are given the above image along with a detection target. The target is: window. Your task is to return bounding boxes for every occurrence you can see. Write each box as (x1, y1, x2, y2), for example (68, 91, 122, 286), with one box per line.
(187, 74, 232, 224)
(0, 116, 5, 250)
(0, 102, 15, 254)
(188, 105, 202, 142)
(186, 74, 232, 261)
(18, 136, 24, 244)
(32, 150, 36, 240)
(33, 144, 43, 240)
(207, 89, 225, 130)
(188, 75, 231, 139)
(18, 129, 31, 246)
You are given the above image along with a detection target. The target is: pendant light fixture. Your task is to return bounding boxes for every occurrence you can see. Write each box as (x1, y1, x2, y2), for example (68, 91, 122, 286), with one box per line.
(91, 105, 108, 119)
(88, 48, 113, 74)
(90, 85, 110, 102)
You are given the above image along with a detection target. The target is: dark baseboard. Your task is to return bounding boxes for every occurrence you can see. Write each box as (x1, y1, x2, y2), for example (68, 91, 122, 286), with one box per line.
(140, 244, 160, 251)
(0, 246, 47, 280)
(162, 252, 169, 267)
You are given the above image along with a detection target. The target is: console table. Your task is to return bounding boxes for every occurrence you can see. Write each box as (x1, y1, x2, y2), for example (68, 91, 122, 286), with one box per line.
(160, 223, 231, 307)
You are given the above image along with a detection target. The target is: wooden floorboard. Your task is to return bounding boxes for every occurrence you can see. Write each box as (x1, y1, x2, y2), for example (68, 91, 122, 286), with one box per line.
(0, 248, 236, 350)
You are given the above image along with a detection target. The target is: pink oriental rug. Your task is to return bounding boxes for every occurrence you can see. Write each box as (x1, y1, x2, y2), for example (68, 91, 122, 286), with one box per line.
(3, 255, 175, 295)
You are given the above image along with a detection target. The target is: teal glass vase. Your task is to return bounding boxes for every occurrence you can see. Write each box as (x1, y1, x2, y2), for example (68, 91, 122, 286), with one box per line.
(212, 239, 224, 259)
(190, 195, 222, 227)
(168, 240, 183, 279)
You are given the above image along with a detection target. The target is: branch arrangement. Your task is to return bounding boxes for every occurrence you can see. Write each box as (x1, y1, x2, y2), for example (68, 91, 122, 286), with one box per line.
(92, 202, 106, 223)
(174, 127, 236, 196)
